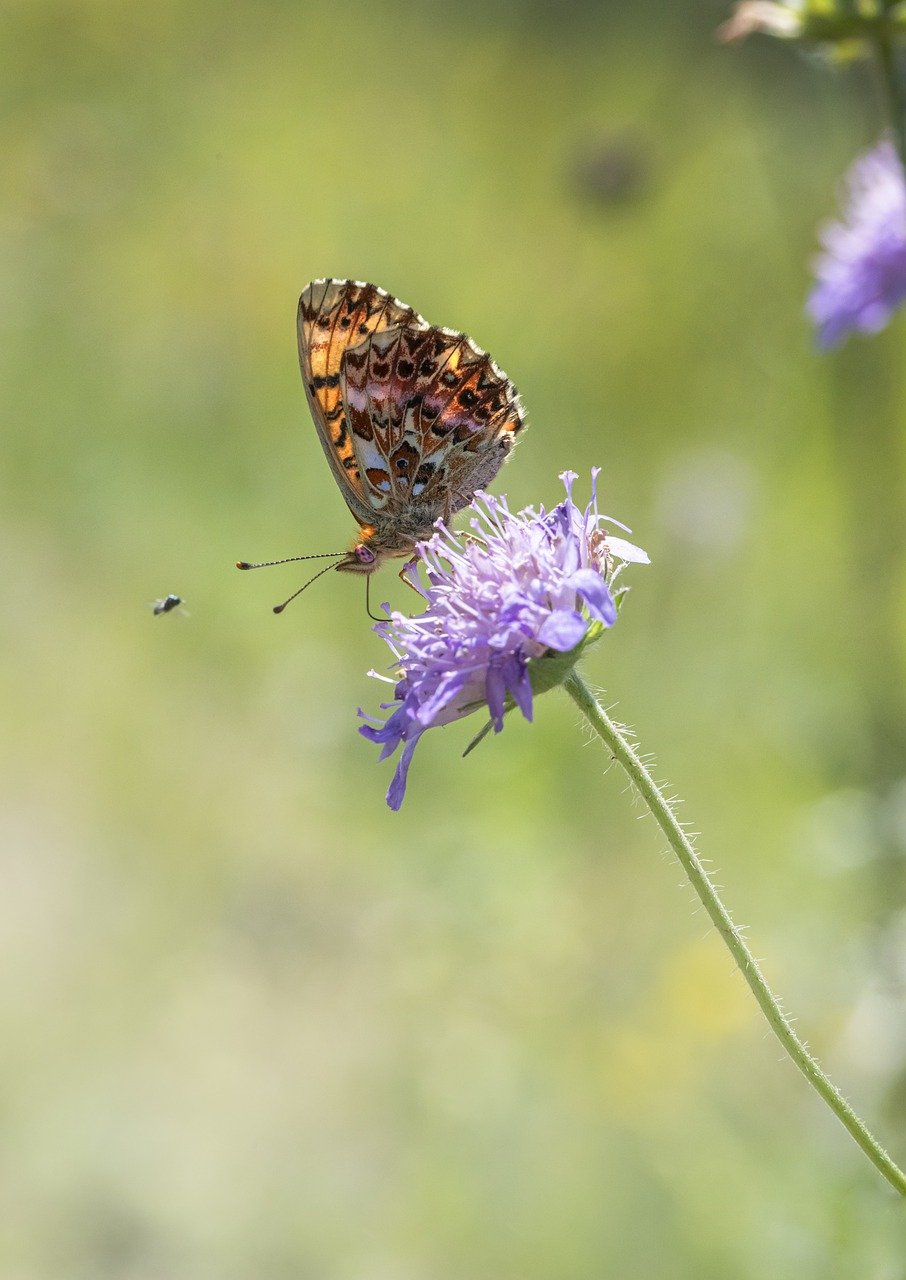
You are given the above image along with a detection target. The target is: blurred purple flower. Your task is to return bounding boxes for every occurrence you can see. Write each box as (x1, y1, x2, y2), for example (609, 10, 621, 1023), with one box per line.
(808, 141, 906, 349)
(359, 470, 649, 810)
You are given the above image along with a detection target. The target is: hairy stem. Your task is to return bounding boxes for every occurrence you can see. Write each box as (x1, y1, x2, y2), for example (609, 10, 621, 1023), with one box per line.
(563, 668, 906, 1198)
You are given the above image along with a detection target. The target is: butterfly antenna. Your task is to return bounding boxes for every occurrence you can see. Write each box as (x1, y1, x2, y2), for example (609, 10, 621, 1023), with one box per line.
(272, 560, 341, 614)
(236, 552, 343, 570)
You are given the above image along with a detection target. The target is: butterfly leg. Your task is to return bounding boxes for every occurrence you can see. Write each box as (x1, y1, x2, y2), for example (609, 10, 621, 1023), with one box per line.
(398, 558, 423, 596)
(364, 573, 386, 622)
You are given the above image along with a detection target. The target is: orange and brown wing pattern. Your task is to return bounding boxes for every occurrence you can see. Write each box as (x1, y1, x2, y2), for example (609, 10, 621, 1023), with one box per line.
(340, 322, 525, 518)
(297, 279, 427, 523)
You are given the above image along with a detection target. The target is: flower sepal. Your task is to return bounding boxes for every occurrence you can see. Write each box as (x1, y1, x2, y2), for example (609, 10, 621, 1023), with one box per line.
(612, 585, 632, 614)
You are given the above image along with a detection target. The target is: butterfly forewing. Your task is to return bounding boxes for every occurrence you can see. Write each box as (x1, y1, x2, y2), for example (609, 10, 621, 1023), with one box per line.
(297, 279, 427, 525)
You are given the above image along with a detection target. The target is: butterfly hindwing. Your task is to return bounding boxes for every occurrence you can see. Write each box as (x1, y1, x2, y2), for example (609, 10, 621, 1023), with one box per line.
(340, 322, 525, 518)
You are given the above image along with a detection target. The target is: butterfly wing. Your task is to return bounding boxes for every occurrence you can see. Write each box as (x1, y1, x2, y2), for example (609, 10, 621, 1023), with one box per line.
(297, 279, 428, 526)
(340, 322, 525, 521)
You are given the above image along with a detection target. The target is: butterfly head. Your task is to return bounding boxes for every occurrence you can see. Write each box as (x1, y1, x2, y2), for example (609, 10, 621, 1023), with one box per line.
(335, 542, 380, 575)
(335, 523, 411, 575)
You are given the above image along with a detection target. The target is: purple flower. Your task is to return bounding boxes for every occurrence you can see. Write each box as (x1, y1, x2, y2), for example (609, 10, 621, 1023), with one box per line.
(359, 470, 649, 810)
(808, 140, 906, 349)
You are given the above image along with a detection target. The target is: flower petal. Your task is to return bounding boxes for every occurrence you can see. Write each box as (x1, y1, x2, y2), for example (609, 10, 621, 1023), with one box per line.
(505, 654, 534, 722)
(386, 733, 422, 811)
(485, 661, 507, 730)
(606, 536, 650, 565)
(570, 568, 617, 625)
(537, 609, 587, 651)
(415, 669, 473, 725)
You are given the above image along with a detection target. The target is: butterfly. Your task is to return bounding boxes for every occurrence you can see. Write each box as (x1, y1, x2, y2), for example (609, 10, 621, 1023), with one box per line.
(297, 278, 526, 576)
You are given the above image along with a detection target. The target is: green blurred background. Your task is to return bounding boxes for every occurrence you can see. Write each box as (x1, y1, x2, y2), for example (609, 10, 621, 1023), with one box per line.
(3, 0, 906, 1274)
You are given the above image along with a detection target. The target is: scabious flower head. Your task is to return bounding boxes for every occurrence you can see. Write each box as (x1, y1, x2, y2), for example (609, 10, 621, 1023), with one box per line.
(359, 470, 649, 810)
(808, 140, 906, 349)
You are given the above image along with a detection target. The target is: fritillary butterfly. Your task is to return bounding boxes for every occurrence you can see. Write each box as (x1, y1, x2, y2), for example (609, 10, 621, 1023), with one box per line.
(297, 279, 526, 576)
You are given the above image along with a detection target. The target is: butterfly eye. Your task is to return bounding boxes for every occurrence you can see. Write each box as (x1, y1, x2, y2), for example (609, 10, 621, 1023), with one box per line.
(355, 545, 377, 565)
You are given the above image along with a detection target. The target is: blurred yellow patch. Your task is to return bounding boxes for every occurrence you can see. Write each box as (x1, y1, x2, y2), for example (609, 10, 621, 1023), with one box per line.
(660, 935, 754, 1038)
(596, 937, 754, 1123)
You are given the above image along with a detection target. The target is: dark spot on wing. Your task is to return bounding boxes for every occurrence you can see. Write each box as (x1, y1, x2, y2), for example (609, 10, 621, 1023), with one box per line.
(390, 442, 419, 479)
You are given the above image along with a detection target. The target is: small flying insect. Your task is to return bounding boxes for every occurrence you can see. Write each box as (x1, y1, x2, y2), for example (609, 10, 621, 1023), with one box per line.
(152, 593, 183, 616)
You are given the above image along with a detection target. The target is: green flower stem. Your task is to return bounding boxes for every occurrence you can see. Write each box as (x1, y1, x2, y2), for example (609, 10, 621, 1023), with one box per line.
(563, 667, 906, 1198)
(876, 25, 906, 176)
